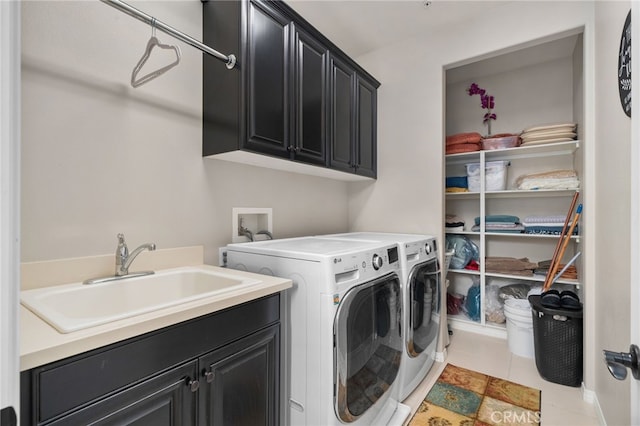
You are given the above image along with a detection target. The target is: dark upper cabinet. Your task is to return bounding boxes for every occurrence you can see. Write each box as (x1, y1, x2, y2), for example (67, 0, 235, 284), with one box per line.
(355, 76, 377, 178)
(329, 57, 378, 177)
(203, 0, 379, 178)
(329, 55, 356, 174)
(245, 1, 291, 157)
(292, 25, 329, 166)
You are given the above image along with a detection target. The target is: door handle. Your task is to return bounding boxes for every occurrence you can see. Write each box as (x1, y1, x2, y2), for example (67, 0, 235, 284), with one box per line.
(603, 344, 640, 380)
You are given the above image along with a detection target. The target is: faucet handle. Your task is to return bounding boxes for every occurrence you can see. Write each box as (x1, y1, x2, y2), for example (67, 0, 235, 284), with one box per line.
(116, 233, 128, 266)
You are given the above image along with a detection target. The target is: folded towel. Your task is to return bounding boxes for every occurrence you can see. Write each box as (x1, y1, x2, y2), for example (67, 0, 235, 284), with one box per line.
(446, 143, 481, 155)
(524, 225, 579, 235)
(485, 257, 538, 276)
(522, 215, 567, 224)
(446, 187, 469, 193)
(446, 176, 468, 188)
(472, 224, 524, 233)
(446, 132, 482, 146)
(446, 214, 465, 226)
(474, 215, 520, 226)
(516, 170, 580, 190)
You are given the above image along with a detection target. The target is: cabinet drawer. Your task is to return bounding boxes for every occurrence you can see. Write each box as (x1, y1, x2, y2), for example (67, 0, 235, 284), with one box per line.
(22, 294, 280, 424)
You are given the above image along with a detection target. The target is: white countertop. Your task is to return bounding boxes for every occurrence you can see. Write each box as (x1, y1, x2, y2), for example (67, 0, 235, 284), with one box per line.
(20, 265, 291, 371)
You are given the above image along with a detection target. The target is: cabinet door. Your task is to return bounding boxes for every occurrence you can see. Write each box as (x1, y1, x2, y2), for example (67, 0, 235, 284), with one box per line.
(246, 0, 292, 158)
(329, 55, 356, 173)
(47, 361, 197, 426)
(355, 76, 377, 178)
(199, 325, 279, 426)
(292, 26, 329, 166)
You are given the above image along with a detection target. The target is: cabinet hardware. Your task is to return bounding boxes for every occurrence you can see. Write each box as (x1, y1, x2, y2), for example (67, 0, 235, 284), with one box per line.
(186, 377, 200, 392)
(204, 371, 215, 383)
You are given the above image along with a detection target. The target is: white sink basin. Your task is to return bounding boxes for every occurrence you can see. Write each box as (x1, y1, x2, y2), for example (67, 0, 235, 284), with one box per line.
(21, 266, 262, 333)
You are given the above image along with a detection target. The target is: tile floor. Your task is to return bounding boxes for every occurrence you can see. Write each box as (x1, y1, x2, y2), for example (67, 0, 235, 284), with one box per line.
(402, 329, 600, 426)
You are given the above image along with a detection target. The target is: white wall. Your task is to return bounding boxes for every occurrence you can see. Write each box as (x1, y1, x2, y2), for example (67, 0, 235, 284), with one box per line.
(353, 0, 602, 410)
(351, 1, 594, 240)
(20, 1, 349, 266)
(446, 57, 575, 137)
(593, 2, 632, 425)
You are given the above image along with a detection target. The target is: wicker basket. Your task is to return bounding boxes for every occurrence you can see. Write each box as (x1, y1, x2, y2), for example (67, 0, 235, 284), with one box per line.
(528, 295, 583, 387)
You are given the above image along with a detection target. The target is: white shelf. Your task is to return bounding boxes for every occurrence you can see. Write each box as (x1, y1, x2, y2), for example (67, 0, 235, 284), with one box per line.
(445, 140, 579, 165)
(484, 272, 579, 286)
(485, 189, 578, 199)
(448, 267, 578, 285)
(446, 231, 579, 240)
(447, 269, 480, 277)
(447, 188, 578, 199)
(444, 34, 583, 339)
(448, 316, 508, 339)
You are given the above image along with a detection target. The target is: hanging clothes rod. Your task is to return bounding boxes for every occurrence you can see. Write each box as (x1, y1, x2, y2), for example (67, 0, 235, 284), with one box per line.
(101, 0, 236, 69)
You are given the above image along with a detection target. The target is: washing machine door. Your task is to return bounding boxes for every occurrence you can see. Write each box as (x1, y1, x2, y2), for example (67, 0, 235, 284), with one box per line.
(333, 272, 402, 423)
(407, 258, 440, 357)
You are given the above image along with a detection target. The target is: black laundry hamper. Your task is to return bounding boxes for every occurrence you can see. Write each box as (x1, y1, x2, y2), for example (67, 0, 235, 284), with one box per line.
(528, 295, 583, 387)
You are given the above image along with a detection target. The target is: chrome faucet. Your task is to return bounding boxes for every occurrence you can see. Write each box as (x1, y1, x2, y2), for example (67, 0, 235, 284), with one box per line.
(83, 233, 156, 285)
(116, 233, 156, 276)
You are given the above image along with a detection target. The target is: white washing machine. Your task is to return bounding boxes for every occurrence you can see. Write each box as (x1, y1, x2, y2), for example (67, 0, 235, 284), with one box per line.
(224, 237, 411, 426)
(324, 232, 441, 401)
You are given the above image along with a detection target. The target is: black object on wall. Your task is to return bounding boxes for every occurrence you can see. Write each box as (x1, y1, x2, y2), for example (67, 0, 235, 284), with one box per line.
(618, 10, 631, 117)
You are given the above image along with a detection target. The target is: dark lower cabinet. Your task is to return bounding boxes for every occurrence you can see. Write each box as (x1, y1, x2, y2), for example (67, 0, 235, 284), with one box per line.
(45, 362, 198, 426)
(199, 326, 279, 426)
(21, 294, 280, 426)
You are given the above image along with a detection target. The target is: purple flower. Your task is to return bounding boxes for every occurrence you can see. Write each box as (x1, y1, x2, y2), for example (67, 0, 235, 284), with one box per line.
(467, 83, 480, 95)
(467, 83, 497, 126)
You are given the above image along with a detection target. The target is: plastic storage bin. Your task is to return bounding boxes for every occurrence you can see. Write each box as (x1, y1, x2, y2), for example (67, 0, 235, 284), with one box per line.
(528, 295, 583, 387)
(465, 160, 510, 192)
(481, 135, 520, 150)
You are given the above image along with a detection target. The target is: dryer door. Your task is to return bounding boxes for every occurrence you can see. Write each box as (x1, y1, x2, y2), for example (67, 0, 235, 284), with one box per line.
(333, 273, 402, 423)
(407, 258, 440, 357)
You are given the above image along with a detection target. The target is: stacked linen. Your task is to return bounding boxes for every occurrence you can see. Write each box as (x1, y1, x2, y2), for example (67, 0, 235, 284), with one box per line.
(446, 214, 465, 232)
(471, 215, 524, 233)
(534, 259, 578, 280)
(515, 169, 580, 190)
(445, 176, 468, 193)
(446, 132, 481, 154)
(522, 215, 579, 235)
(485, 257, 538, 277)
(520, 122, 577, 146)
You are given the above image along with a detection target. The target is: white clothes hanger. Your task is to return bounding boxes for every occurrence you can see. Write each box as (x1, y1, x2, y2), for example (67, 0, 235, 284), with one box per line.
(131, 18, 181, 88)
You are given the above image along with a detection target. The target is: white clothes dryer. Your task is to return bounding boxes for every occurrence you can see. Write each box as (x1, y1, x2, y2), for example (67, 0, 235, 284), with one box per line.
(324, 232, 441, 401)
(224, 237, 411, 426)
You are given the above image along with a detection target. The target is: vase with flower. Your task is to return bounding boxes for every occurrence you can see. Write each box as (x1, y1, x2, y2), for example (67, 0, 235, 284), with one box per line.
(467, 83, 496, 136)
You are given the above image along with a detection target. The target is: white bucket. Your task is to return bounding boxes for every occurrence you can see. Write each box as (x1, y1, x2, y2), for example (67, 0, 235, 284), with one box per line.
(503, 298, 535, 358)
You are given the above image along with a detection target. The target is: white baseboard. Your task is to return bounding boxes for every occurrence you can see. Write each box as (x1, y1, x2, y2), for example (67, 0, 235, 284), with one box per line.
(582, 385, 606, 426)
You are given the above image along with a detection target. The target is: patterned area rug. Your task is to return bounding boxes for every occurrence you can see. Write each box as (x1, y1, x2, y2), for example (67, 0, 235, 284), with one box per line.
(409, 364, 541, 426)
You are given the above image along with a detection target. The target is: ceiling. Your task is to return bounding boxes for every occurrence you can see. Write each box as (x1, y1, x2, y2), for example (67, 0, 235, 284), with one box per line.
(287, 0, 509, 58)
